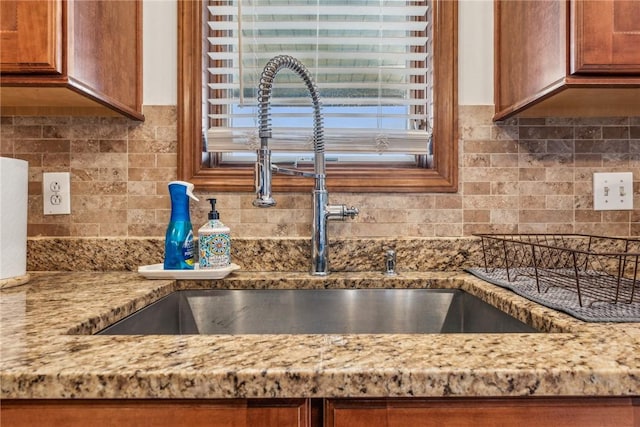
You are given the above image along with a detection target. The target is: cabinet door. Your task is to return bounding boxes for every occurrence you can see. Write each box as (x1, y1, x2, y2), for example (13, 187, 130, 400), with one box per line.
(573, 0, 640, 73)
(493, 0, 567, 118)
(325, 398, 638, 427)
(0, 0, 62, 74)
(1, 399, 311, 427)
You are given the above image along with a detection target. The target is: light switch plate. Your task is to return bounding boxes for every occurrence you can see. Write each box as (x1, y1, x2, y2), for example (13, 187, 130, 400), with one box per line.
(593, 172, 633, 211)
(43, 172, 71, 215)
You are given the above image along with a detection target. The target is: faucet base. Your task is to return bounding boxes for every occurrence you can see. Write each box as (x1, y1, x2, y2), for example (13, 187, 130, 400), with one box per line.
(252, 197, 276, 208)
(311, 270, 330, 277)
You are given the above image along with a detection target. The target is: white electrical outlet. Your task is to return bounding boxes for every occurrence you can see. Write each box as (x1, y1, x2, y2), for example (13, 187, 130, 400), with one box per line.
(43, 172, 71, 215)
(593, 172, 633, 211)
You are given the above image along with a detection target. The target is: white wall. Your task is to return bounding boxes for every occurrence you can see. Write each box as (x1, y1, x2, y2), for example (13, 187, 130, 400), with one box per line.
(458, 0, 493, 105)
(143, 0, 177, 105)
(142, 0, 494, 106)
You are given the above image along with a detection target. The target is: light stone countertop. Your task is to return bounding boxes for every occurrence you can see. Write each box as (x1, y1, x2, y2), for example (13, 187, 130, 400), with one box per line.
(1, 270, 638, 399)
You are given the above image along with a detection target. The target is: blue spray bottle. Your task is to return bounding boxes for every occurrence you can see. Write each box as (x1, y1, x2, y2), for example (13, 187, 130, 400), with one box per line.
(164, 181, 199, 270)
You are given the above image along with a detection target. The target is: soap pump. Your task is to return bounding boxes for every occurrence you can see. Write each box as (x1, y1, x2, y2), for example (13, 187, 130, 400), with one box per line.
(164, 181, 199, 270)
(198, 198, 231, 269)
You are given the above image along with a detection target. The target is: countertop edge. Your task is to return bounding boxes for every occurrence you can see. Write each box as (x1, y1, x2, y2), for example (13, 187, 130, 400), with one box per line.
(1, 271, 639, 399)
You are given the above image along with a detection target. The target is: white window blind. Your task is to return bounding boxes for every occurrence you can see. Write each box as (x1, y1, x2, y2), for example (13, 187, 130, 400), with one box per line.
(205, 0, 432, 156)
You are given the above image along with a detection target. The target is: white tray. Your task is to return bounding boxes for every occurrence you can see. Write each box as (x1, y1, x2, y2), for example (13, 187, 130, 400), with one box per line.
(137, 263, 240, 280)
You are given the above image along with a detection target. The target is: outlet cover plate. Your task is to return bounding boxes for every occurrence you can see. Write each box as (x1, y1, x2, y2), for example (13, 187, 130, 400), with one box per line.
(593, 172, 633, 211)
(43, 172, 71, 215)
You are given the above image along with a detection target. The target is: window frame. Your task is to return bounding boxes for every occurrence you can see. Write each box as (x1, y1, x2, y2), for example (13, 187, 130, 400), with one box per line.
(178, 0, 458, 193)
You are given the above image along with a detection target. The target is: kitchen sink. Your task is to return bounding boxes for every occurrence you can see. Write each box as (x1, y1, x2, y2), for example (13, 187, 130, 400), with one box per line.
(97, 289, 538, 335)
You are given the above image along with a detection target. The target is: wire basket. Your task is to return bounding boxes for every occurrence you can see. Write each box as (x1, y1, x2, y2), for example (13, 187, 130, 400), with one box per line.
(474, 234, 640, 307)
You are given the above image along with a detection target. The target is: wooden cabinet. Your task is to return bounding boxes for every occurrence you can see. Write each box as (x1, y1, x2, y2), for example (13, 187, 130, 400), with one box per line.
(2, 397, 638, 426)
(325, 397, 640, 427)
(494, 0, 640, 120)
(573, 0, 640, 74)
(0, 0, 61, 74)
(0, 399, 311, 427)
(0, 0, 143, 120)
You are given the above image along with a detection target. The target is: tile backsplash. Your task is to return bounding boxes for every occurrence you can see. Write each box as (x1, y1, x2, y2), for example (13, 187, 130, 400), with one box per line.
(2, 105, 639, 239)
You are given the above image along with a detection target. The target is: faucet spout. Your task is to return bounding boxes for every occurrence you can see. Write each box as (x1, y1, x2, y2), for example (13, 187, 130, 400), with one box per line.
(253, 54, 358, 275)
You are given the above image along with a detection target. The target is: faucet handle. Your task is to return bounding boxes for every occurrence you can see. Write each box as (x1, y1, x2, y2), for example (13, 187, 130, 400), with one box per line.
(326, 205, 359, 220)
(344, 206, 359, 218)
(272, 164, 320, 179)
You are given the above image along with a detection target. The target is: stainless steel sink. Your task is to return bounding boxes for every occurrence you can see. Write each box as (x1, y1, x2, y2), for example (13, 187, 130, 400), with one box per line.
(97, 289, 538, 335)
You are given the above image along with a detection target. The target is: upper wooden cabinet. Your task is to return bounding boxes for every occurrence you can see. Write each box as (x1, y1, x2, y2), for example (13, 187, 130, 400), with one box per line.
(573, 0, 640, 74)
(0, 0, 143, 121)
(494, 0, 640, 121)
(0, 0, 61, 74)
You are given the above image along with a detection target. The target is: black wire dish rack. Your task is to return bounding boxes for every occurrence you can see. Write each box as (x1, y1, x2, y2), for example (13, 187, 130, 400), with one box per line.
(474, 234, 640, 307)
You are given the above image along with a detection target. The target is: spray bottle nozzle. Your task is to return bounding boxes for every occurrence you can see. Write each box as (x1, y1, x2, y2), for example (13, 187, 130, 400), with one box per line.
(185, 184, 198, 202)
(168, 180, 199, 202)
(207, 198, 219, 220)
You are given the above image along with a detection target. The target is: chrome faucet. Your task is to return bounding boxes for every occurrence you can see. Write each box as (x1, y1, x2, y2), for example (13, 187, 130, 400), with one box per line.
(253, 55, 359, 276)
(384, 249, 398, 276)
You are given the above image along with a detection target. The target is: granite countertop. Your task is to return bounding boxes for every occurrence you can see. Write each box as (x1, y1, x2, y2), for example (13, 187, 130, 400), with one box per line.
(1, 270, 639, 399)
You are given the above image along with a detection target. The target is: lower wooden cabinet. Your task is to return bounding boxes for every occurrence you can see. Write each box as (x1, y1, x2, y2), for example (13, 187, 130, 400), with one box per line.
(2, 397, 638, 427)
(0, 399, 310, 427)
(325, 397, 640, 427)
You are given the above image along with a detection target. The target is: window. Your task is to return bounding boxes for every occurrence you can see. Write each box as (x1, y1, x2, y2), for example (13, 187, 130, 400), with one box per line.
(178, 0, 457, 192)
(207, 0, 431, 166)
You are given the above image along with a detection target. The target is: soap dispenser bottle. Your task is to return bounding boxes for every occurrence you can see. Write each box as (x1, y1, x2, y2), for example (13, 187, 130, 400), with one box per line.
(198, 198, 231, 269)
(164, 181, 199, 270)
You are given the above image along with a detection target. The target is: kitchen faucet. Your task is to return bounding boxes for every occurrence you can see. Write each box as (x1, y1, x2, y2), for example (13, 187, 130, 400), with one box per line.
(253, 55, 359, 276)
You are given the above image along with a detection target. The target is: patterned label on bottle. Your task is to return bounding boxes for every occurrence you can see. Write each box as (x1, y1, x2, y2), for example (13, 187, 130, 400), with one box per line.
(199, 232, 231, 269)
